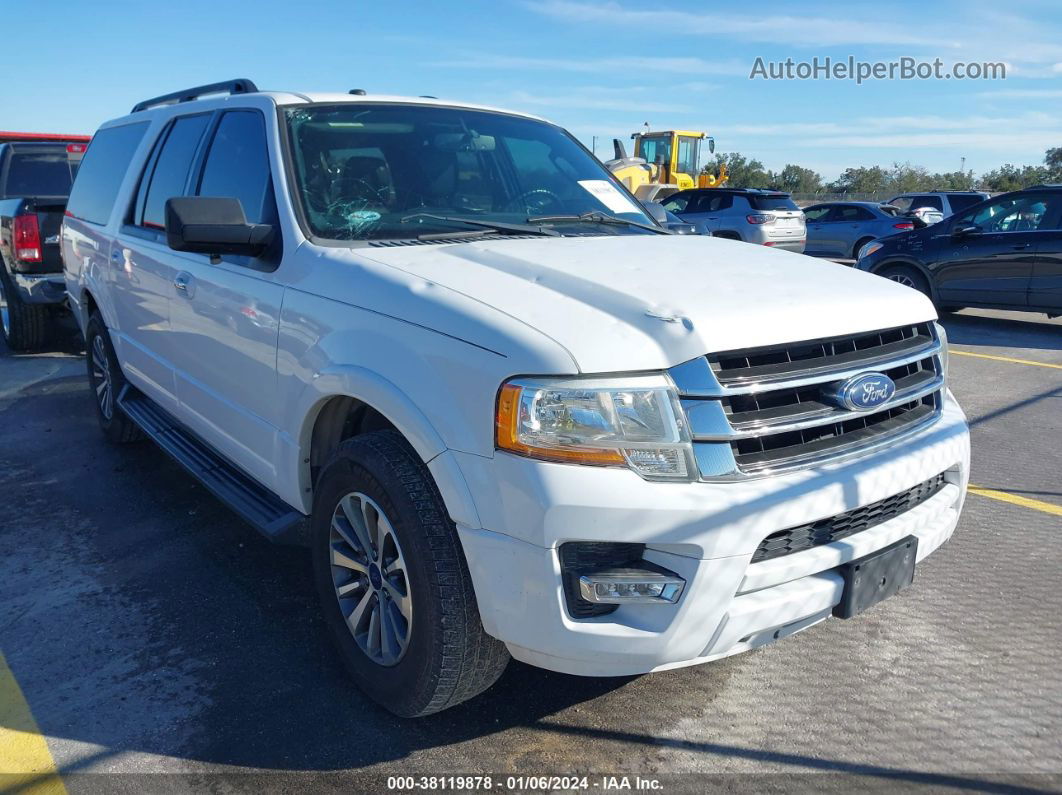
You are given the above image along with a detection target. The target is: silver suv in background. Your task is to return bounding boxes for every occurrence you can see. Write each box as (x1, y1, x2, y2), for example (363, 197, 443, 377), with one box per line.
(662, 188, 806, 251)
(886, 191, 991, 225)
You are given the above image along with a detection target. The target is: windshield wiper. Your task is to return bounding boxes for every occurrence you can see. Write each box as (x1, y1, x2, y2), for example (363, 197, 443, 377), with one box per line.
(526, 211, 669, 235)
(401, 213, 559, 237)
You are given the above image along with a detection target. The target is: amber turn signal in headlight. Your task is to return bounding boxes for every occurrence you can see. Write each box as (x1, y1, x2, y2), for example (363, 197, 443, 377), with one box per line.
(495, 376, 693, 479)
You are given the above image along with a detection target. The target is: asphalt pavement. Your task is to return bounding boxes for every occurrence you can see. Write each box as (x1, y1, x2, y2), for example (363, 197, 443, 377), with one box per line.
(0, 308, 1059, 793)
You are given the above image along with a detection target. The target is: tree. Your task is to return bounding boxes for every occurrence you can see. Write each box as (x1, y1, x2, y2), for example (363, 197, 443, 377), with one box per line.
(1044, 147, 1062, 181)
(979, 164, 1051, 193)
(706, 152, 772, 189)
(775, 164, 823, 194)
(827, 166, 889, 194)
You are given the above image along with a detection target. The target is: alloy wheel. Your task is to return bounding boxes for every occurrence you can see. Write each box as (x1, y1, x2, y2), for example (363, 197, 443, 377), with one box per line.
(90, 334, 114, 420)
(888, 273, 917, 288)
(329, 492, 412, 666)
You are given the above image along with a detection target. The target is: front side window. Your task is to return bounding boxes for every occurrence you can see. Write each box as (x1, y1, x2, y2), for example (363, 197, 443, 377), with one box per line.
(284, 104, 654, 241)
(957, 194, 1056, 233)
(197, 111, 275, 225)
(141, 114, 210, 228)
(638, 135, 672, 167)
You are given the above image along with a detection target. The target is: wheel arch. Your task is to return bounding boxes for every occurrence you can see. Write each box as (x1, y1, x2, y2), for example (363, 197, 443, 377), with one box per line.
(867, 258, 938, 302)
(289, 366, 481, 529)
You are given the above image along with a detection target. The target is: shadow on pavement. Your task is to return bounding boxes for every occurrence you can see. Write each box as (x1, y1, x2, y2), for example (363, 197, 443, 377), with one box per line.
(941, 310, 1062, 351)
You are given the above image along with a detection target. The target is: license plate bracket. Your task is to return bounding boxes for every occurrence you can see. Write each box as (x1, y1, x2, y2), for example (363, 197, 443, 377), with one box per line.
(833, 535, 918, 619)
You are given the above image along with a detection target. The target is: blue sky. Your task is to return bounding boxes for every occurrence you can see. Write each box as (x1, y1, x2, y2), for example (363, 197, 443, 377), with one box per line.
(5, 0, 1062, 180)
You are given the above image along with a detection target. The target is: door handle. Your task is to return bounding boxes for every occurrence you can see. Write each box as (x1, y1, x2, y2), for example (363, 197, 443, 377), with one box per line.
(1011, 243, 1030, 250)
(173, 272, 195, 297)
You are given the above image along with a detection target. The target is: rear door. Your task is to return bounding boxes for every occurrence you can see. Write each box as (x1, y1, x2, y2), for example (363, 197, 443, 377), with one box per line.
(932, 193, 1058, 307)
(112, 113, 213, 411)
(165, 109, 286, 487)
(803, 204, 838, 255)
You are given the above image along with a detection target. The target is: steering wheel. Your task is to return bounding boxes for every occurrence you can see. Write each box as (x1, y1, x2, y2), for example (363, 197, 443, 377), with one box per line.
(506, 188, 563, 215)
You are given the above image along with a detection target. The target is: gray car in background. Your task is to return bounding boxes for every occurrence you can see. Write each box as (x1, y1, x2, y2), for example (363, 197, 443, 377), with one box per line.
(662, 188, 806, 251)
(803, 201, 916, 259)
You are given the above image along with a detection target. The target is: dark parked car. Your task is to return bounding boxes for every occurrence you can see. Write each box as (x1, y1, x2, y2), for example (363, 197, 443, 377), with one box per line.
(0, 137, 87, 349)
(803, 201, 915, 259)
(857, 186, 1062, 317)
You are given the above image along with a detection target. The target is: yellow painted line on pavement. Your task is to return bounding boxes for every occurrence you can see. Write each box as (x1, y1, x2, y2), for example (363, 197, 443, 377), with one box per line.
(968, 485, 1062, 518)
(950, 349, 1062, 370)
(0, 652, 65, 794)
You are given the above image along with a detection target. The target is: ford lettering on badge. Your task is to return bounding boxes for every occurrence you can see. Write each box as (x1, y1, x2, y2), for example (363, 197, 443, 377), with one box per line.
(830, 372, 897, 411)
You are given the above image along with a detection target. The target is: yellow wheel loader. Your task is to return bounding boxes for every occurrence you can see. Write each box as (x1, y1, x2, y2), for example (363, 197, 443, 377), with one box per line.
(605, 130, 728, 202)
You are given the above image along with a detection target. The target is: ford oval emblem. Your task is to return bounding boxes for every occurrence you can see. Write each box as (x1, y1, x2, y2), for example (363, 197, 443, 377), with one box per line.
(830, 372, 897, 411)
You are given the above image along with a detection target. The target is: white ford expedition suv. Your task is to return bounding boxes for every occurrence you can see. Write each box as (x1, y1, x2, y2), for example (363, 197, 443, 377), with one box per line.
(62, 80, 970, 717)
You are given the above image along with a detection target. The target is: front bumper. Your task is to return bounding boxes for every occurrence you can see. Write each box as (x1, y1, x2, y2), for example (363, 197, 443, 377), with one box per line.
(12, 273, 66, 304)
(455, 392, 969, 676)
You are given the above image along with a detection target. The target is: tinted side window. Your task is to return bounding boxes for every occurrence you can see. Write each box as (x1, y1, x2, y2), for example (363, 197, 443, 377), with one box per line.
(803, 205, 833, 221)
(888, 196, 913, 212)
(66, 123, 149, 225)
(661, 194, 691, 213)
(912, 195, 944, 211)
(946, 194, 984, 213)
(142, 115, 210, 228)
(836, 206, 875, 221)
(197, 111, 275, 225)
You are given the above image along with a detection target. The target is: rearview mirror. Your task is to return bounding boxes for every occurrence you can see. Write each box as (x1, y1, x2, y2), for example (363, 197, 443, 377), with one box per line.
(952, 223, 981, 238)
(165, 197, 273, 258)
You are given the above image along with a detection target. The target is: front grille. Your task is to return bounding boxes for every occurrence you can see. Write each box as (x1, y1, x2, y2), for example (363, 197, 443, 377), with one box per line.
(671, 323, 946, 479)
(751, 473, 948, 563)
(558, 542, 644, 618)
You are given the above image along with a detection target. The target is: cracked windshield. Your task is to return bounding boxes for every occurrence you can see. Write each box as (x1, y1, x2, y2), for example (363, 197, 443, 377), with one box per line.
(285, 104, 655, 240)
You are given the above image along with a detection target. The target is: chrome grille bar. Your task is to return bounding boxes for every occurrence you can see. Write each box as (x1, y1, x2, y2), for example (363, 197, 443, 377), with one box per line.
(671, 322, 946, 480)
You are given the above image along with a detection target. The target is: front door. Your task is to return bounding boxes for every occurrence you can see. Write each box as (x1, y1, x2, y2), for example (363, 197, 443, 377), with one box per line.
(164, 110, 286, 488)
(932, 193, 1058, 308)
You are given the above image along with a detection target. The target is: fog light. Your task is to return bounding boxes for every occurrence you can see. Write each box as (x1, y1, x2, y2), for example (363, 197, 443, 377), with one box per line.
(578, 564, 685, 604)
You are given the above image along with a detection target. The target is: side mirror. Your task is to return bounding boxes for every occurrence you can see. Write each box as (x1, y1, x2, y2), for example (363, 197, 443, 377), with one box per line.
(642, 200, 668, 225)
(165, 197, 273, 258)
(667, 222, 699, 235)
(952, 223, 981, 238)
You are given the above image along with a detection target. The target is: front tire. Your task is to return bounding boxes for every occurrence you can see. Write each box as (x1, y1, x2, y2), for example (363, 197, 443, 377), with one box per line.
(877, 264, 932, 300)
(0, 260, 49, 351)
(312, 431, 509, 717)
(85, 312, 144, 444)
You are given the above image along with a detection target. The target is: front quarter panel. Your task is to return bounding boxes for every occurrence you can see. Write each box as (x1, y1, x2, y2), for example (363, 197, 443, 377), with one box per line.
(274, 243, 578, 513)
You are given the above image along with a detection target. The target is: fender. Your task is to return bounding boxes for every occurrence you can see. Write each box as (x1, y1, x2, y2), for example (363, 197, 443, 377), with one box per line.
(281, 364, 483, 530)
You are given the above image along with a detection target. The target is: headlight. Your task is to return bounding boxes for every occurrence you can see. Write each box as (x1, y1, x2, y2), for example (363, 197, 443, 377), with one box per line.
(858, 241, 883, 259)
(933, 321, 949, 380)
(495, 375, 693, 480)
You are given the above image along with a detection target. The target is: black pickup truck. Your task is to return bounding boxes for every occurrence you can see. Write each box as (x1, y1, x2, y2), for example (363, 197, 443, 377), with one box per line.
(0, 138, 85, 350)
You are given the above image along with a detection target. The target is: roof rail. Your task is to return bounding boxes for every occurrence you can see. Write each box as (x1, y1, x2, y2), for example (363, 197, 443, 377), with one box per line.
(1026, 184, 1062, 190)
(131, 79, 259, 113)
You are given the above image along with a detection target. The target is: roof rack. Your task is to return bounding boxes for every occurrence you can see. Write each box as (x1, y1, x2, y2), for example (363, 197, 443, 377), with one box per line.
(1026, 184, 1062, 190)
(131, 79, 259, 113)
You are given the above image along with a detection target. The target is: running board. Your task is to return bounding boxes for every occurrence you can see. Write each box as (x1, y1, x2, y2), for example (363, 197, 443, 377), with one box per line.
(117, 386, 307, 545)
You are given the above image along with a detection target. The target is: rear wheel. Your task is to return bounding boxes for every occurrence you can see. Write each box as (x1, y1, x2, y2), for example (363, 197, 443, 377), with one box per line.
(0, 261, 49, 351)
(85, 312, 144, 443)
(312, 431, 509, 717)
(877, 264, 931, 299)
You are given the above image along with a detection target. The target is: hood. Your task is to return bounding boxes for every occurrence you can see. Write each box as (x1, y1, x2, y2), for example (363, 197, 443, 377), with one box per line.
(360, 235, 936, 373)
